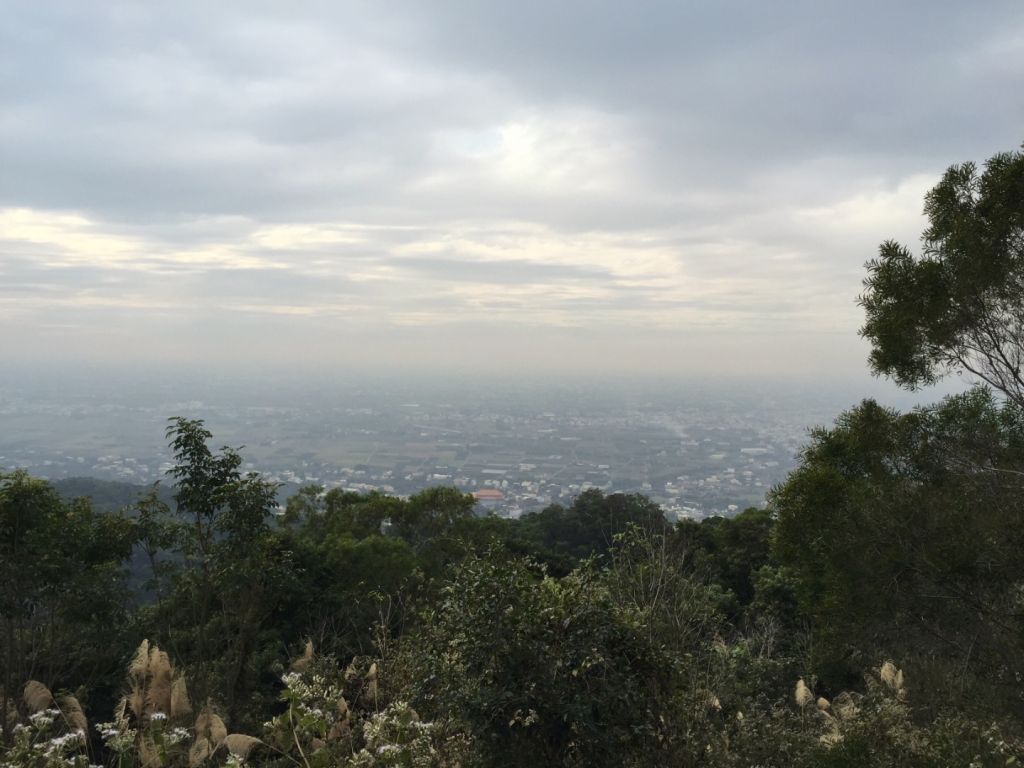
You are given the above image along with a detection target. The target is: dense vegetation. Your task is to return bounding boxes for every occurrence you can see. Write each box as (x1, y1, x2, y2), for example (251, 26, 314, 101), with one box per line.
(2, 146, 1023, 766)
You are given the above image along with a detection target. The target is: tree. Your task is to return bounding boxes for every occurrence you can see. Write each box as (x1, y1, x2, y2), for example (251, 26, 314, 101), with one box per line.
(0, 471, 134, 741)
(281, 485, 418, 658)
(676, 507, 774, 607)
(390, 486, 477, 546)
(516, 490, 668, 571)
(770, 142, 1024, 726)
(770, 391, 1024, 714)
(283, 485, 402, 540)
(402, 550, 677, 767)
(860, 145, 1024, 405)
(388, 487, 479, 577)
(154, 418, 295, 727)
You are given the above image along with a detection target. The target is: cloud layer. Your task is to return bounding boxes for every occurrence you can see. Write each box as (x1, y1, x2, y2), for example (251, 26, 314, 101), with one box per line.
(2, 1, 1022, 378)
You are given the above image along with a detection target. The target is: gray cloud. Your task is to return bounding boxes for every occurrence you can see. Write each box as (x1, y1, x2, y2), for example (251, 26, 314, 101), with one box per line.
(1, 1, 1022, 379)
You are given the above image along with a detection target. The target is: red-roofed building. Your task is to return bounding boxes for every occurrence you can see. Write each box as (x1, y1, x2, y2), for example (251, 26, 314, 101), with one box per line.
(472, 488, 505, 512)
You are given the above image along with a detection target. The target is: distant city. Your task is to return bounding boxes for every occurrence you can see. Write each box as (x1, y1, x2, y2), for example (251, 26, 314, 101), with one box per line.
(0, 372, 932, 520)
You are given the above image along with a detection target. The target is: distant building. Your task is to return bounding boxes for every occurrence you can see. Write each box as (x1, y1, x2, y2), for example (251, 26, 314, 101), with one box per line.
(472, 488, 505, 513)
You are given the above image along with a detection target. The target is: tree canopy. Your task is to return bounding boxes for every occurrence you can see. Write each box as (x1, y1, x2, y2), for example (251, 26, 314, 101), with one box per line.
(860, 145, 1024, 404)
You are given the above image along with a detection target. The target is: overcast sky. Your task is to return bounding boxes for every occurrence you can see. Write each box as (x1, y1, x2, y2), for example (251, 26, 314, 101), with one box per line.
(2, 1, 1022, 382)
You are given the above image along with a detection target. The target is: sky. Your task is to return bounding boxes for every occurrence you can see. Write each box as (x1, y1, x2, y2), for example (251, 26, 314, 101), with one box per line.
(2, 1, 1022, 383)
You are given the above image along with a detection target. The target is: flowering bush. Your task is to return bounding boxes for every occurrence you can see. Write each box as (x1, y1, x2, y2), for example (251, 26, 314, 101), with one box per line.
(261, 652, 465, 768)
(348, 702, 446, 768)
(0, 709, 95, 768)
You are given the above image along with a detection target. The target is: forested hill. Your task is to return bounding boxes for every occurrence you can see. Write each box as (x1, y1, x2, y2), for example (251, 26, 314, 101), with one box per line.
(52, 477, 172, 512)
(3, 145, 1024, 767)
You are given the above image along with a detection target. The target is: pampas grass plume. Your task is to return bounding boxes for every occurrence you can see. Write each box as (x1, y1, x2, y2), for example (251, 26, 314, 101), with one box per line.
(328, 696, 351, 741)
(195, 710, 227, 747)
(832, 692, 860, 720)
(171, 676, 191, 720)
(879, 661, 906, 697)
(795, 679, 814, 708)
(59, 695, 87, 732)
(129, 640, 151, 680)
(114, 696, 129, 724)
(2, 693, 18, 730)
(127, 686, 146, 720)
(225, 733, 263, 758)
(22, 681, 53, 713)
(819, 729, 843, 747)
(137, 736, 160, 768)
(366, 661, 379, 703)
(145, 651, 172, 716)
(188, 737, 211, 767)
(291, 640, 314, 672)
(879, 661, 897, 687)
